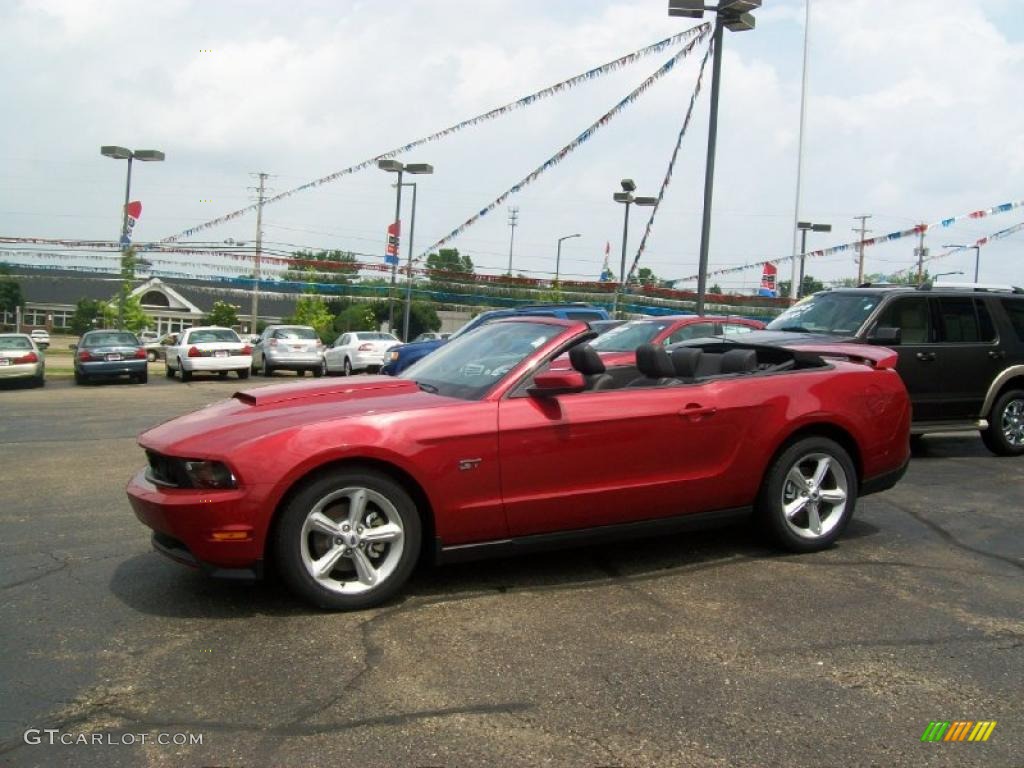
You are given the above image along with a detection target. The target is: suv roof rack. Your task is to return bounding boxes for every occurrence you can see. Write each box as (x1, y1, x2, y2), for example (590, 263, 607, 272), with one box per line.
(919, 281, 1024, 294)
(517, 302, 593, 309)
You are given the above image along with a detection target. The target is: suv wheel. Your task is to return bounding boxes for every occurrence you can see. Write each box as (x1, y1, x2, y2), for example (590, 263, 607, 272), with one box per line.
(981, 389, 1024, 456)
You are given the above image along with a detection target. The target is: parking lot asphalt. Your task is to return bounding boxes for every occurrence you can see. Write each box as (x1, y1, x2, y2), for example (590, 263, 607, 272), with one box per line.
(0, 375, 1021, 767)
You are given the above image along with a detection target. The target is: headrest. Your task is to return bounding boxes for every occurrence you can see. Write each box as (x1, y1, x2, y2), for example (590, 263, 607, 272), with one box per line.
(720, 348, 758, 374)
(569, 344, 606, 376)
(635, 343, 676, 379)
(670, 347, 703, 378)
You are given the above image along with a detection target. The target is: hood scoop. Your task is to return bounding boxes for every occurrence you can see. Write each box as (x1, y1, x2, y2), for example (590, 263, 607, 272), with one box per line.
(232, 376, 419, 407)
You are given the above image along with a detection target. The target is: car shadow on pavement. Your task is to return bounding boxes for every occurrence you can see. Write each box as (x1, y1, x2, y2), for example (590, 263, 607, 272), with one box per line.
(109, 517, 881, 618)
(910, 435, 991, 459)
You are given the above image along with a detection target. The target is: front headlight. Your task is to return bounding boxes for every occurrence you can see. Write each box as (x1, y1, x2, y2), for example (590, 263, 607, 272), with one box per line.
(389, 350, 400, 361)
(182, 460, 237, 489)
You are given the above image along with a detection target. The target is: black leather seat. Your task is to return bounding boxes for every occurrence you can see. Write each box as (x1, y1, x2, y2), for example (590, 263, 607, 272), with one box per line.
(627, 344, 678, 387)
(720, 348, 758, 374)
(670, 347, 703, 381)
(568, 344, 614, 391)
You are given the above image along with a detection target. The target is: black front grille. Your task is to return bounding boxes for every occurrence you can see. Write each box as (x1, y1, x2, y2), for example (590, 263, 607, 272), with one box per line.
(146, 451, 191, 488)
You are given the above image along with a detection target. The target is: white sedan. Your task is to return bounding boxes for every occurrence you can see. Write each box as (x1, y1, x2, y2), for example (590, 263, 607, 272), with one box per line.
(324, 331, 400, 375)
(165, 326, 252, 382)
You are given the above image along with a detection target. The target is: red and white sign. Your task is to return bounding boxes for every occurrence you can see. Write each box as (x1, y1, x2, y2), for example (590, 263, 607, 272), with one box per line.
(760, 261, 778, 291)
(122, 200, 143, 245)
(385, 220, 401, 264)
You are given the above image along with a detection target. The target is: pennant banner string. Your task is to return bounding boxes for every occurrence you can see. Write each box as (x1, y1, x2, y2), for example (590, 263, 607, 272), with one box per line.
(160, 24, 710, 244)
(674, 198, 1024, 283)
(890, 219, 1024, 277)
(416, 28, 713, 259)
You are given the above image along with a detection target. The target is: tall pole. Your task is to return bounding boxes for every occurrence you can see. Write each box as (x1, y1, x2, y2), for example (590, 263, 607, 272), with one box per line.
(854, 214, 872, 284)
(507, 206, 519, 274)
(251, 172, 268, 333)
(798, 227, 808, 298)
(789, 0, 811, 300)
(117, 155, 134, 329)
(556, 239, 563, 285)
(613, 201, 631, 318)
(401, 182, 418, 342)
(387, 170, 404, 332)
(972, 246, 980, 282)
(914, 227, 927, 284)
(695, 17, 725, 316)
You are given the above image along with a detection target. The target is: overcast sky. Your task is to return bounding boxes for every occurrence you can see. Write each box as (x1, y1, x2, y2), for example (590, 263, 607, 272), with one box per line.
(1, 0, 1022, 290)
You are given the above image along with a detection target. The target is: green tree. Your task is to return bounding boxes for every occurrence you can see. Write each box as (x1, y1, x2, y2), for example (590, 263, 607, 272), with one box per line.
(284, 249, 359, 285)
(425, 248, 474, 279)
(333, 303, 378, 334)
(709, 283, 723, 294)
(204, 300, 240, 327)
(637, 267, 659, 285)
(70, 298, 106, 335)
(288, 295, 335, 341)
(778, 274, 825, 298)
(0, 264, 24, 317)
(402, 301, 441, 340)
(102, 294, 149, 333)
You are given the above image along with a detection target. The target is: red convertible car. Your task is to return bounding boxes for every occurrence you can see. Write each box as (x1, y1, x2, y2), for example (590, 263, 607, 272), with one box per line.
(127, 317, 910, 610)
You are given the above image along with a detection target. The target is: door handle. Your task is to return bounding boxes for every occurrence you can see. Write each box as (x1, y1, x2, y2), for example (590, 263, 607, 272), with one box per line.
(988, 350, 1005, 360)
(680, 403, 717, 421)
(915, 352, 936, 362)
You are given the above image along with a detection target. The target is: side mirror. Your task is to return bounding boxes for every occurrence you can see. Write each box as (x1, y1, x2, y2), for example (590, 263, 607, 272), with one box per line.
(528, 370, 586, 397)
(867, 326, 901, 346)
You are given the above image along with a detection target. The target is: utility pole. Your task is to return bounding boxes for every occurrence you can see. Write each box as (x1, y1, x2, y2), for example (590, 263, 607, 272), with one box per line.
(789, 0, 812, 300)
(507, 206, 519, 275)
(853, 214, 872, 284)
(914, 227, 928, 284)
(250, 172, 269, 333)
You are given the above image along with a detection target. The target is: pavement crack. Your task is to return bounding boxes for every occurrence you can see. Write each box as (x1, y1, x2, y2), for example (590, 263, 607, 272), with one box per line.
(0, 554, 69, 591)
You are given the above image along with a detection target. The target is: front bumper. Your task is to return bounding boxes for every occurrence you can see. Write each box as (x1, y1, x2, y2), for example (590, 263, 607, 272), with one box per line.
(180, 355, 252, 372)
(0, 362, 42, 379)
(126, 468, 263, 571)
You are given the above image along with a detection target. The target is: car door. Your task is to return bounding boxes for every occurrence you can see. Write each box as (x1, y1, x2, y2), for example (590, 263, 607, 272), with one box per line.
(869, 296, 944, 421)
(325, 334, 348, 371)
(497, 381, 740, 537)
(932, 297, 1002, 419)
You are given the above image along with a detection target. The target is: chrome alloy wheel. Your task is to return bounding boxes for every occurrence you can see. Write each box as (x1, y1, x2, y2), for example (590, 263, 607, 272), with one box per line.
(780, 452, 849, 540)
(1001, 398, 1024, 448)
(299, 487, 405, 595)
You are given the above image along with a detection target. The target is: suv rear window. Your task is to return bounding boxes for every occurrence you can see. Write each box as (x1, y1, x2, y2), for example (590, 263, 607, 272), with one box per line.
(1001, 299, 1024, 341)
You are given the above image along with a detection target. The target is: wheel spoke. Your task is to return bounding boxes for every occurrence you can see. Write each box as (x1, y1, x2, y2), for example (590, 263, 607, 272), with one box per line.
(786, 467, 809, 493)
(362, 522, 403, 545)
(812, 457, 831, 487)
(349, 547, 378, 586)
(819, 487, 847, 505)
(347, 489, 368, 527)
(783, 497, 808, 520)
(806, 504, 823, 535)
(308, 511, 340, 537)
(312, 545, 346, 579)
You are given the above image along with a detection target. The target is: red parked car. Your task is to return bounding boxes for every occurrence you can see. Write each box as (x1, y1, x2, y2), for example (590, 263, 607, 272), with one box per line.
(127, 317, 910, 610)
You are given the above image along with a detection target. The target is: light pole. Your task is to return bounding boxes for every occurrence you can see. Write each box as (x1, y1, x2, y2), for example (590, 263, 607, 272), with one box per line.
(378, 160, 432, 333)
(612, 179, 657, 318)
(942, 244, 981, 282)
(932, 270, 964, 283)
(397, 180, 424, 342)
(555, 233, 581, 286)
(796, 220, 831, 297)
(669, 0, 760, 315)
(101, 146, 164, 328)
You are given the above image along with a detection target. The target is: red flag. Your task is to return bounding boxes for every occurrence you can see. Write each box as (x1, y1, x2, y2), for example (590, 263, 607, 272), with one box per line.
(125, 201, 142, 220)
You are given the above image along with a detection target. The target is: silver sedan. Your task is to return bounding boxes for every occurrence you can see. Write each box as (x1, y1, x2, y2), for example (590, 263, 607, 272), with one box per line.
(0, 333, 45, 387)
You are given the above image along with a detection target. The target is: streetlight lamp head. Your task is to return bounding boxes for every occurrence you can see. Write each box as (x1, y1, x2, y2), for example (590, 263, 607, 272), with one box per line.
(101, 145, 132, 160)
(720, 0, 761, 12)
(613, 192, 633, 204)
(797, 221, 812, 230)
(377, 159, 404, 173)
(668, 0, 705, 18)
(133, 150, 165, 162)
(942, 243, 967, 249)
(812, 224, 832, 233)
(723, 12, 756, 31)
(633, 196, 659, 207)
(404, 163, 433, 175)
(620, 178, 637, 193)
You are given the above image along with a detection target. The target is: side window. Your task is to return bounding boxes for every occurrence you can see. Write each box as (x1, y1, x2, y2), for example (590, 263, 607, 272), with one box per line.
(565, 311, 606, 321)
(873, 297, 932, 344)
(665, 322, 715, 344)
(722, 322, 754, 336)
(340, 334, 351, 347)
(975, 300, 996, 342)
(935, 297, 983, 343)
(1001, 299, 1024, 341)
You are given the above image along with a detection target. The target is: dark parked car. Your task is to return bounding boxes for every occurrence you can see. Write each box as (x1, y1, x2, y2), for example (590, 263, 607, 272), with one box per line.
(127, 317, 910, 610)
(744, 283, 1024, 455)
(74, 330, 148, 385)
(380, 303, 611, 375)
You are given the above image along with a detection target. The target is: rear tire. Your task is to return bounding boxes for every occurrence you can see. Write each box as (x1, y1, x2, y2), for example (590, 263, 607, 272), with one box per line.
(136, 370, 148, 384)
(165, 362, 175, 379)
(312, 365, 323, 378)
(146, 350, 157, 362)
(238, 369, 250, 380)
(34, 374, 45, 388)
(218, 370, 228, 379)
(757, 437, 857, 553)
(274, 469, 422, 610)
(74, 370, 87, 385)
(179, 359, 192, 382)
(262, 358, 273, 377)
(981, 389, 1024, 456)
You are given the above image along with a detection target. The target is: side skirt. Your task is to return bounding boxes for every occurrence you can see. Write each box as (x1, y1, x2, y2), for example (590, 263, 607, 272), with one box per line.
(435, 506, 753, 565)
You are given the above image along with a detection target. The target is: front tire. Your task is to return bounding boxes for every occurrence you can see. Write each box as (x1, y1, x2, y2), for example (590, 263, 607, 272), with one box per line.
(343, 358, 352, 377)
(274, 469, 422, 610)
(981, 389, 1024, 456)
(758, 437, 857, 553)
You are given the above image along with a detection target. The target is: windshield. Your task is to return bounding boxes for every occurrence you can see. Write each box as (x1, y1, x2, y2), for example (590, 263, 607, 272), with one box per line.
(401, 321, 563, 400)
(590, 320, 669, 351)
(766, 293, 881, 335)
(83, 332, 140, 347)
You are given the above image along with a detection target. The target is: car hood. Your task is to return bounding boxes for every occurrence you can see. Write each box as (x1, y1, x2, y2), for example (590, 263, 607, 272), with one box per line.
(138, 376, 461, 457)
(390, 338, 446, 356)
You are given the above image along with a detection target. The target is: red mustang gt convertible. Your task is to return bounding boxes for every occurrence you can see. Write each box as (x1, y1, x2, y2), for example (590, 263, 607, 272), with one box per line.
(127, 317, 911, 610)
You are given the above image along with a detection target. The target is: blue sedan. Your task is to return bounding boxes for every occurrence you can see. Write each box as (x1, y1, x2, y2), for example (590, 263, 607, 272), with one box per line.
(74, 330, 148, 385)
